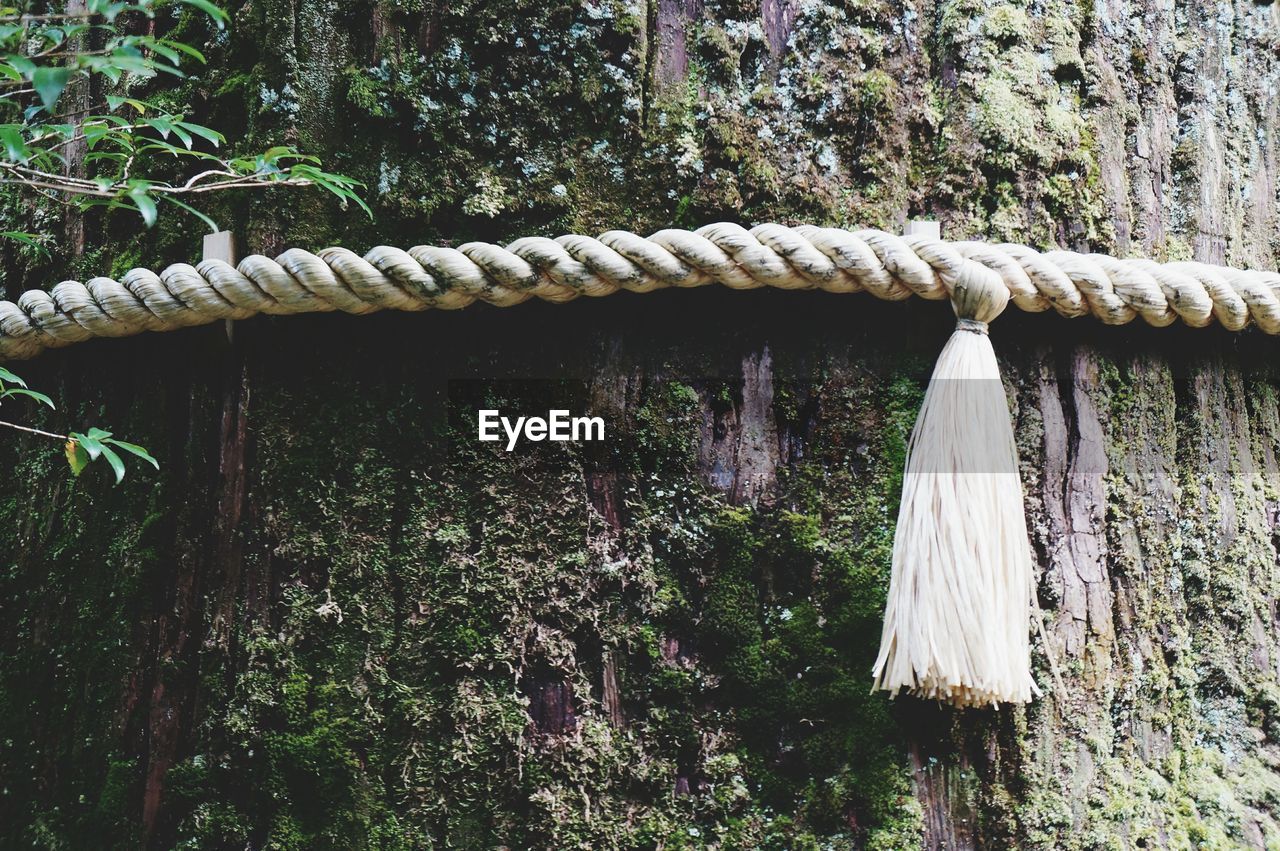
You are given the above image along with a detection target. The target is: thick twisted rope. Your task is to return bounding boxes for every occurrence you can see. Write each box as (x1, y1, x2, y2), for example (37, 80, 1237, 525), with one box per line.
(3, 223, 1279, 360)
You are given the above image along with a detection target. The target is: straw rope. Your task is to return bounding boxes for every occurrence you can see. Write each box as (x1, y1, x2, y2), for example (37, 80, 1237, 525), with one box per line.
(3, 222, 1279, 360)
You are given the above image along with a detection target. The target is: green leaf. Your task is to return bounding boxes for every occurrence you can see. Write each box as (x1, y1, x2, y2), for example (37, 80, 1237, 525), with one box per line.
(165, 196, 219, 233)
(175, 0, 228, 27)
(85, 426, 113, 440)
(103, 48, 157, 76)
(144, 116, 172, 138)
(32, 66, 70, 112)
(0, 366, 27, 387)
(65, 439, 89, 476)
(99, 444, 126, 483)
(86, 58, 123, 84)
(1, 387, 54, 408)
(291, 165, 371, 218)
(260, 145, 295, 162)
(168, 122, 193, 148)
(40, 27, 67, 48)
(135, 141, 218, 161)
(103, 437, 159, 470)
(6, 56, 34, 78)
(0, 232, 49, 258)
(72, 430, 105, 460)
(156, 39, 206, 64)
(0, 125, 28, 161)
(148, 41, 181, 64)
(84, 151, 130, 167)
(105, 95, 147, 113)
(174, 120, 222, 147)
(104, 3, 131, 22)
(129, 188, 157, 227)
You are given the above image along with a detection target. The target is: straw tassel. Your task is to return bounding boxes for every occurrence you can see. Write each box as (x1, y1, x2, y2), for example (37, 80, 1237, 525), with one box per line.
(872, 259, 1040, 708)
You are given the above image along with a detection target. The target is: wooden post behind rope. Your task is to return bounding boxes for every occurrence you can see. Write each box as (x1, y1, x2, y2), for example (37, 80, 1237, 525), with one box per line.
(203, 231, 237, 343)
(904, 219, 941, 240)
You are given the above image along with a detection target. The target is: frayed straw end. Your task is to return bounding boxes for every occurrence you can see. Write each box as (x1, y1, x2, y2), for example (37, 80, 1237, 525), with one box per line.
(871, 262, 1038, 709)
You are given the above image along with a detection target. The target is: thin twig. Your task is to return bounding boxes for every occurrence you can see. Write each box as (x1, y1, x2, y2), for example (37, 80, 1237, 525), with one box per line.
(0, 161, 312, 199)
(0, 12, 100, 21)
(0, 419, 67, 441)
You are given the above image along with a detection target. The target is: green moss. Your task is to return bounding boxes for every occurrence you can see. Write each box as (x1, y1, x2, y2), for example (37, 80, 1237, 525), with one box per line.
(984, 6, 1032, 43)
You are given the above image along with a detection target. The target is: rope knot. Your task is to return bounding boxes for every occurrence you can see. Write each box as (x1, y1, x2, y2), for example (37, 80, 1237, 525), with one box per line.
(950, 261, 1009, 325)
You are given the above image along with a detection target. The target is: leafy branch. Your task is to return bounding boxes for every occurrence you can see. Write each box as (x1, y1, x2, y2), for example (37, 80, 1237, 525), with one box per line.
(0, 0, 368, 237)
(0, 366, 156, 482)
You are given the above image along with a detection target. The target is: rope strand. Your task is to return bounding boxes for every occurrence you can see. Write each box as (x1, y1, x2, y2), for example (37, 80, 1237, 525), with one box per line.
(2, 223, 1278, 360)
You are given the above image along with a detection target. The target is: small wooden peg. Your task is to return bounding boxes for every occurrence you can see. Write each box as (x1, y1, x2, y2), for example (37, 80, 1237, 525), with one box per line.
(203, 231, 237, 342)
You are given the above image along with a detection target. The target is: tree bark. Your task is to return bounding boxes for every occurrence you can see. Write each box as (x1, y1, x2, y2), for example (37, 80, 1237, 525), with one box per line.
(1, 1, 1279, 849)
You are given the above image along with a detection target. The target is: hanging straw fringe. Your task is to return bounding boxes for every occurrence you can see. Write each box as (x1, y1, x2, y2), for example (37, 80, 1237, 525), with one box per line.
(872, 262, 1039, 708)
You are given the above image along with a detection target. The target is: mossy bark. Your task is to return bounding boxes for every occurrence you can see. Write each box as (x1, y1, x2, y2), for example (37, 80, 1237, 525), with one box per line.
(2, 1, 1280, 849)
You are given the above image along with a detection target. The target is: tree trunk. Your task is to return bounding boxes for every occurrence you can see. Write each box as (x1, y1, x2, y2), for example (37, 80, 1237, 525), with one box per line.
(2, 1, 1279, 849)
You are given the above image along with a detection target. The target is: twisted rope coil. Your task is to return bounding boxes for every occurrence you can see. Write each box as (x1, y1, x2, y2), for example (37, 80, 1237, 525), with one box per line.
(3, 222, 1279, 360)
